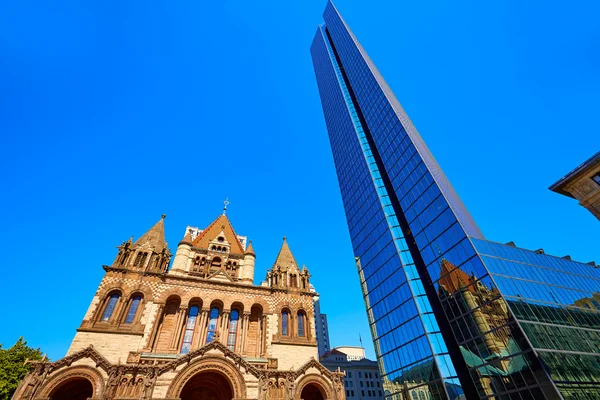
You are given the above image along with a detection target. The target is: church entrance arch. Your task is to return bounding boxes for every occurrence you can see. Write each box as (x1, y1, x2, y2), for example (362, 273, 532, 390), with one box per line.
(300, 383, 326, 400)
(48, 377, 93, 400)
(180, 370, 233, 400)
(166, 356, 248, 400)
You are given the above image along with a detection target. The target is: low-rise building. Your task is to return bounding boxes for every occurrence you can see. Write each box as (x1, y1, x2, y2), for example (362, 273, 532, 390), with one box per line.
(550, 151, 600, 220)
(321, 347, 384, 400)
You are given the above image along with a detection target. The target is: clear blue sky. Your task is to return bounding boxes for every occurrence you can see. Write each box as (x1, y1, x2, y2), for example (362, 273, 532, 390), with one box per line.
(0, 0, 598, 361)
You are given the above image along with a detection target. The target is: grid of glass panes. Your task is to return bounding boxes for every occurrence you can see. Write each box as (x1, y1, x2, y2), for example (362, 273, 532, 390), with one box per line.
(473, 239, 600, 397)
(320, 3, 555, 398)
(312, 25, 449, 400)
(318, 23, 460, 395)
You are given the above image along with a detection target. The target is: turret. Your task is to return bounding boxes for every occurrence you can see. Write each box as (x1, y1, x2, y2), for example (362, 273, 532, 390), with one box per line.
(110, 214, 171, 273)
(239, 240, 256, 285)
(170, 228, 194, 275)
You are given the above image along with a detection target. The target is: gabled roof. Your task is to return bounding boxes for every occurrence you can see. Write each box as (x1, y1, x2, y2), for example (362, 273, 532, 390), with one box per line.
(273, 237, 299, 271)
(192, 214, 245, 254)
(133, 215, 168, 252)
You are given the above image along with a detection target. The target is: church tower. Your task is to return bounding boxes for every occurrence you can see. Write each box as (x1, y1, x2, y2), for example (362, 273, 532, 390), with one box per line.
(13, 211, 345, 400)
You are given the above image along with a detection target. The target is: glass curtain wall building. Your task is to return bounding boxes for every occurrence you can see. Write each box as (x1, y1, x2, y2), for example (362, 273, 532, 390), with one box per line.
(310, 2, 600, 400)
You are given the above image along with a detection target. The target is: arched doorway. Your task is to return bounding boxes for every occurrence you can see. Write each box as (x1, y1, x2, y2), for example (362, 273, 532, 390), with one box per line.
(49, 377, 93, 400)
(180, 371, 233, 400)
(301, 383, 326, 400)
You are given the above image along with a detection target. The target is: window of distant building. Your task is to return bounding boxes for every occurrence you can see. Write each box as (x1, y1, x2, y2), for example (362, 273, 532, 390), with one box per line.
(592, 173, 600, 186)
(593, 299, 600, 309)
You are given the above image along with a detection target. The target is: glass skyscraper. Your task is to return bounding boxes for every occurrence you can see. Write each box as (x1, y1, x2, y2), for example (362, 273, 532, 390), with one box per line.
(310, 2, 600, 399)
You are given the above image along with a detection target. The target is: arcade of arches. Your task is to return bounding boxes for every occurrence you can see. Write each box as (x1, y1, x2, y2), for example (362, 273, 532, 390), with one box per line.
(12, 214, 346, 400)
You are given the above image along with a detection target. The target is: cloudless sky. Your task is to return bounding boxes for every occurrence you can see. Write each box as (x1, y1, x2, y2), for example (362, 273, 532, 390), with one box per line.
(0, 0, 598, 361)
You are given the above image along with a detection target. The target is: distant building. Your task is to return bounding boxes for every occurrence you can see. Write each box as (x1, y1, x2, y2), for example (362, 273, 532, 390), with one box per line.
(313, 292, 331, 356)
(550, 151, 600, 220)
(321, 347, 384, 400)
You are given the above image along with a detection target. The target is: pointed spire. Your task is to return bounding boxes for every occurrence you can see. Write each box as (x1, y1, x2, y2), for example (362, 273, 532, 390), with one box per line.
(273, 236, 299, 270)
(245, 240, 255, 256)
(179, 229, 193, 246)
(133, 215, 168, 252)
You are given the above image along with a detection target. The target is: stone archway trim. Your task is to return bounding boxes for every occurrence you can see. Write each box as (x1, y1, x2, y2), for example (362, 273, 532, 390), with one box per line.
(294, 374, 335, 400)
(37, 365, 105, 398)
(166, 355, 247, 399)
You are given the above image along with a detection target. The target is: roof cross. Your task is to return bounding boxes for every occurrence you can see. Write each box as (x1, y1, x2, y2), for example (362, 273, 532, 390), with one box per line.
(223, 198, 230, 215)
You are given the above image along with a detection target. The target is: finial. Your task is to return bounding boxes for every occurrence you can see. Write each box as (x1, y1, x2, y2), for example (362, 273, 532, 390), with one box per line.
(283, 236, 287, 242)
(161, 214, 166, 219)
(223, 198, 229, 215)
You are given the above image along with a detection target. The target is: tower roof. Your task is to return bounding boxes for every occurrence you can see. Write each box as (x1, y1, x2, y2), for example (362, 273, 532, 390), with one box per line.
(245, 240, 255, 256)
(273, 237, 299, 270)
(192, 214, 245, 254)
(179, 229, 193, 246)
(133, 214, 168, 252)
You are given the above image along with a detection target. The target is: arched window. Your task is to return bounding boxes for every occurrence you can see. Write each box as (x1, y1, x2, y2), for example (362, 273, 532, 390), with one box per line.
(297, 311, 306, 337)
(282, 310, 290, 336)
(101, 293, 120, 321)
(124, 295, 142, 324)
(211, 257, 222, 271)
(181, 305, 199, 354)
(227, 310, 240, 351)
(206, 307, 219, 343)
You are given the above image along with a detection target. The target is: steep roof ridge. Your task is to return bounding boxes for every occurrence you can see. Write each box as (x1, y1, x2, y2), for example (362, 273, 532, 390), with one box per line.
(273, 237, 300, 270)
(133, 214, 167, 251)
(192, 214, 245, 254)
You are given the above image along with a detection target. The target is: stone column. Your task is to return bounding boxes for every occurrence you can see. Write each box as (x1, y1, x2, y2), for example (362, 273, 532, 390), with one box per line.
(170, 306, 187, 352)
(240, 313, 250, 354)
(221, 311, 230, 345)
(192, 309, 208, 350)
(260, 314, 268, 357)
(199, 308, 210, 346)
(146, 304, 165, 351)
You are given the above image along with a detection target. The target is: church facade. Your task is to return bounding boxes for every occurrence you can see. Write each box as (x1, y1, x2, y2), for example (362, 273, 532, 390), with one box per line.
(13, 213, 344, 400)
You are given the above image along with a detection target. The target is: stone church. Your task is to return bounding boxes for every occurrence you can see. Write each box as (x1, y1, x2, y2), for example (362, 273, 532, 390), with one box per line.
(14, 212, 345, 400)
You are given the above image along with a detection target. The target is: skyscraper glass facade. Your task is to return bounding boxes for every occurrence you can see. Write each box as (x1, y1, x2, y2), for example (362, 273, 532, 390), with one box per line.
(311, 2, 600, 399)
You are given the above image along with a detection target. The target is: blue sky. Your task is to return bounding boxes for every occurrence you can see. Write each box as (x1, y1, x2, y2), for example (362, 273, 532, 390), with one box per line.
(0, 0, 598, 361)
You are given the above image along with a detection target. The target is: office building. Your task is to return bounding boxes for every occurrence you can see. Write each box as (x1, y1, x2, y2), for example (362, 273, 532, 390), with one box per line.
(311, 2, 600, 399)
(314, 293, 332, 357)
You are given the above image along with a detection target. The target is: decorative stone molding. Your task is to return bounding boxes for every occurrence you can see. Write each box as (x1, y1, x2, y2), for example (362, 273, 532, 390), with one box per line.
(165, 355, 247, 399)
(37, 365, 105, 399)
